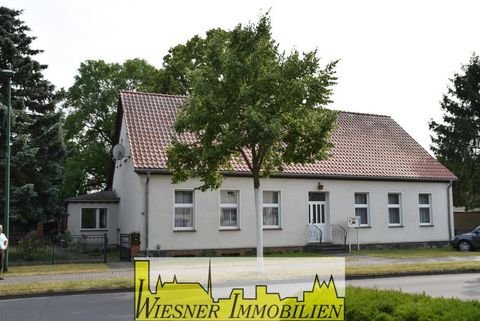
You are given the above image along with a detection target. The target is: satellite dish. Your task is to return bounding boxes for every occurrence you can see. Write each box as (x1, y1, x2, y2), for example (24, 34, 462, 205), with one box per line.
(112, 144, 126, 161)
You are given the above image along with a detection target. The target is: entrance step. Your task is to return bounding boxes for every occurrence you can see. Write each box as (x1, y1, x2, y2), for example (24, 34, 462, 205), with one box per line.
(305, 243, 348, 254)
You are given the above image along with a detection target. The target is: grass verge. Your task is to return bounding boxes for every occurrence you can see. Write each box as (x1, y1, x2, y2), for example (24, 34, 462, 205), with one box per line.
(267, 247, 480, 259)
(346, 287, 480, 321)
(5, 263, 111, 276)
(0, 277, 132, 297)
(354, 247, 480, 259)
(347, 260, 480, 277)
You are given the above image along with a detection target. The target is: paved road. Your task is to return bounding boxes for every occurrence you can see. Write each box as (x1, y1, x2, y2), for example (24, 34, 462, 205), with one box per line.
(0, 273, 479, 320)
(0, 293, 133, 321)
(348, 273, 480, 300)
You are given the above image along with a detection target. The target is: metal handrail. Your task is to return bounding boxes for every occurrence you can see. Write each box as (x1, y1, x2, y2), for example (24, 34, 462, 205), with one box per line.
(308, 224, 323, 243)
(330, 224, 347, 245)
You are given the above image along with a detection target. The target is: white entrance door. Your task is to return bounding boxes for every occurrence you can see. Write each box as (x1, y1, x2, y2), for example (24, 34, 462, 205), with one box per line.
(308, 192, 328, 243)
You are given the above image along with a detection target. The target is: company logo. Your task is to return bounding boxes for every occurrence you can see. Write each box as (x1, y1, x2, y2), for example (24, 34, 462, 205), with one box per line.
(135, 259, 344, 321)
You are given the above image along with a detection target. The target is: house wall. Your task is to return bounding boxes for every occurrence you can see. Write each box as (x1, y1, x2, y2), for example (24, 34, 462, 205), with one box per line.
(112, 117, 145, 240)
(67, 202, 118, 244)
(111, 114, 452, 251)
(138, 175, 452, 251)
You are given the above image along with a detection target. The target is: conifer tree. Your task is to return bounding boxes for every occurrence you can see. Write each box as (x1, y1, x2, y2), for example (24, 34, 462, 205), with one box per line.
(0, 7, 66, 224)
(430, 55, 480, 209)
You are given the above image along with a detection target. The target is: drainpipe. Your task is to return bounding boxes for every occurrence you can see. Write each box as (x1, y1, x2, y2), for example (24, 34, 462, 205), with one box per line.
(446, 180, 453, 240)
(145, 172, 151, 257)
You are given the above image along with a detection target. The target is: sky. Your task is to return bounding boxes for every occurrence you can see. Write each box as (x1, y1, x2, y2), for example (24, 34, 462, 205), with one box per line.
(3, 0, 480, 152)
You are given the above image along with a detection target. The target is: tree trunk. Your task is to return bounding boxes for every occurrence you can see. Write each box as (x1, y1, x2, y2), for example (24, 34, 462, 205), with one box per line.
(254, 174, 264, 272)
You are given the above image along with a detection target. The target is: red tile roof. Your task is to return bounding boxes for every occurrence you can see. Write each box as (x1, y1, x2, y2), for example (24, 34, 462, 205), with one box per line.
(119, 91, 456, 181)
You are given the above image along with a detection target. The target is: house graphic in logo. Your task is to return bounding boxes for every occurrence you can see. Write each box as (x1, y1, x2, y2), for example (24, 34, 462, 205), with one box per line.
(135, 260, 344, 320)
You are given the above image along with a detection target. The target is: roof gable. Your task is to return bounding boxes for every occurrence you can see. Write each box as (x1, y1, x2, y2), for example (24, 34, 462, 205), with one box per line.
(118, 91, 456, 181)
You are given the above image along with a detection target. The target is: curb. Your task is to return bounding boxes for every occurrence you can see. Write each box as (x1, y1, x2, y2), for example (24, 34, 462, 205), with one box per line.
(0, 286, 134, 301)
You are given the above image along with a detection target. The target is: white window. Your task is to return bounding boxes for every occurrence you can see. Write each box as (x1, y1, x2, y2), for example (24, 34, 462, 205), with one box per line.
(220, 190, 239, 229)
(418, 193, 432, 225)
(174, 190, 194, 230)
(81, 208, 107, 229)
(354, 193, 369, 226)
(263, 191, 280, 228)
(388, 193, 402, 226)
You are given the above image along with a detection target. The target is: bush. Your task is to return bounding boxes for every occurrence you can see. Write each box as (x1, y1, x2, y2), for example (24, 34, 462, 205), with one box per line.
(57, 231, 73, 247)
(346, 287, 480, 320)
(9, 232, 107, 264)
(130, 232, 141, 245)
(10, 232, 51, 261)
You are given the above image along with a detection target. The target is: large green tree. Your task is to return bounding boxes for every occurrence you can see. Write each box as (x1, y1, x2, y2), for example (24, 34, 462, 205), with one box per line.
(63, 59, 160, 196)
(430, 55, 480, 209)
(62, 31, 229, 196)
(157, 33, 217, 95)
(167, 15, 337, 262)
(0, 7, 66, 224)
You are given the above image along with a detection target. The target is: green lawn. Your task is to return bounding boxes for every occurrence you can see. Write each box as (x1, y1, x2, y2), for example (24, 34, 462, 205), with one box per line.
(353, 247, 480, 259)
(0, 277, 132, 296)
(347, 261, 480, 277)
(267, 247, 480, 259)
(4, 263, 110, 276)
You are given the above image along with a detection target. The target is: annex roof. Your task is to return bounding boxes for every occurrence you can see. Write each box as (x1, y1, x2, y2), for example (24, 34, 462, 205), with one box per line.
(65, 191, 119, 203)
(117, 91, 456, 182)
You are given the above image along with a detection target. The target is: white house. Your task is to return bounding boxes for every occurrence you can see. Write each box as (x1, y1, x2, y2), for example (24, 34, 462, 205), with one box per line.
(66, 91, 457, 255)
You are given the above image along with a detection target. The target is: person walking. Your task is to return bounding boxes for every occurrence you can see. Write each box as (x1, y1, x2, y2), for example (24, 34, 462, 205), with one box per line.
(0, 224, 8, 280)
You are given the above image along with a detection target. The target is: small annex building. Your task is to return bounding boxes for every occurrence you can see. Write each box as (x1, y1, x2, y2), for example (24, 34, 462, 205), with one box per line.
(66, 91, 457, 255)
(65, 191, 119, 245)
